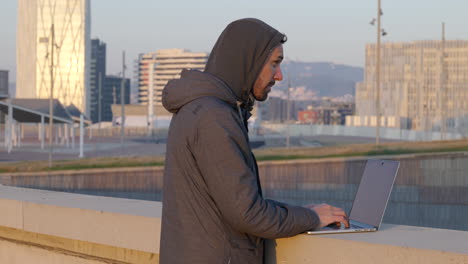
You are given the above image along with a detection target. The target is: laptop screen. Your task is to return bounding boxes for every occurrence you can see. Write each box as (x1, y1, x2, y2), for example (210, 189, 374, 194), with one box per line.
(349, 159, 400, 228)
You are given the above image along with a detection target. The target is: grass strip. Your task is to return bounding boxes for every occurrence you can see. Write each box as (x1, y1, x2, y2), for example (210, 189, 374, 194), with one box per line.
(46, 161, 165, 171)
(256, 146, 468, 161)
(2, 141, 468, 173)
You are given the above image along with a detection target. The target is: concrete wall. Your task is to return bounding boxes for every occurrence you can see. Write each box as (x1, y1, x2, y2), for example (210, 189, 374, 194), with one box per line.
(257, 153, 468, 231)
(0, 166, 164, 201)
(0, 185, 467, 264)
(0, 185, 160, 263)
(267, 225, 468, 264)
(262, 123, 466, 141)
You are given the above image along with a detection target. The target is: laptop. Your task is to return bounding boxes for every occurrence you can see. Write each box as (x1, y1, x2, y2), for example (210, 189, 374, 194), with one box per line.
(307, 159, 400, 235)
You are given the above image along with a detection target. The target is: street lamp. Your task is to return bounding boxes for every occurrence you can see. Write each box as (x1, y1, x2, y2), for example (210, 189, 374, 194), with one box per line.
(369, 0, 388, 146)
(40, 23, 60, 167)
(286, 75, 293, 148)
(147, 62, 157, 138)
(120, 51, 127, 154)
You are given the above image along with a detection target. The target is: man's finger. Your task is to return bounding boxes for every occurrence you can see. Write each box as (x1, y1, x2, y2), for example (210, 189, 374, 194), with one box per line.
(343, 217, 350, 228)
(332, 209, 347, 216)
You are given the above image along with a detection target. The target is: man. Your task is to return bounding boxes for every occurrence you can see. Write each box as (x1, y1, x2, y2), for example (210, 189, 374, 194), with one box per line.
(160, 18, 348, 264)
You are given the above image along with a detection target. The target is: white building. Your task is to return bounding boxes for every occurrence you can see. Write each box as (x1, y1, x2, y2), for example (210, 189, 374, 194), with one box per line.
(17, 0, 91, 116)
(136, 49, 208, 106)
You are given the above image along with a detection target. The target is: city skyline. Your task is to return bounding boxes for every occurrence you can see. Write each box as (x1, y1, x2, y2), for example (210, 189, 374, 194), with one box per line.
(1, 0, 468, 80)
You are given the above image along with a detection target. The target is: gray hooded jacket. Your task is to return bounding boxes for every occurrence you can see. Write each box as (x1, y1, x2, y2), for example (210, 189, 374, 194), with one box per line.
(160, 19, 320, 264)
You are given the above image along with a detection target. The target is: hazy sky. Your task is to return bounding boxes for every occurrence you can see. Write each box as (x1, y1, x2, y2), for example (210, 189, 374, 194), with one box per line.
(1, 0, 467, 80)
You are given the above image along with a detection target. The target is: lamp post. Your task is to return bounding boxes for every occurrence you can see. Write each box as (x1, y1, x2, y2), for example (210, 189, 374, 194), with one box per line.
(370, 0, 387, 146)
(376, 0, 382, 146)
(98, 72, 102, 138)
(45, 23, 56, 167)
(440, 22, 446, 140)
(286, 75, 292, 148)
(120, 51, 127, 153)
(147, 62, 155, 138)
(39, 23, 62, 165)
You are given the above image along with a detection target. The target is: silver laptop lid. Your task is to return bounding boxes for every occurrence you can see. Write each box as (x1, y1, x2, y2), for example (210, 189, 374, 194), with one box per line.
(349, 159, 400, 229)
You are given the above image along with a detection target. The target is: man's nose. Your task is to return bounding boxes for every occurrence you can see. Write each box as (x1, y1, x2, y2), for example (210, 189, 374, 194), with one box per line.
(274, 66, 283, 81)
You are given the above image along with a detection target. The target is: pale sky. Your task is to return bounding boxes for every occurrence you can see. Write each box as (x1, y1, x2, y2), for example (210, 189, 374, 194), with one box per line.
(1, 0, 467, 80)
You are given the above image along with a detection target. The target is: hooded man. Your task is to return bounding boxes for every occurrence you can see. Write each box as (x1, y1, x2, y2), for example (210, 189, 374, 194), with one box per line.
(160, 18, 348, 264)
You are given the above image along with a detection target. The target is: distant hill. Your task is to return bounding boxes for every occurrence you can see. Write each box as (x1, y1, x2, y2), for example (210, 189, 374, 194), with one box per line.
(275, 61, 363, 98)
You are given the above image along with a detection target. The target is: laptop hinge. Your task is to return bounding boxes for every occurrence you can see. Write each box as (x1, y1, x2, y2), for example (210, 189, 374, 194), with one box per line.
(350, 219, 376, 229)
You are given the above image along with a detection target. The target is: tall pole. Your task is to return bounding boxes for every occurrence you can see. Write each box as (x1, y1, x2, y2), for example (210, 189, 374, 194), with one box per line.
(113, 86, 117, 105)
(79, 114, 84, 158)
(48, 24, 55, 167)
(120, 51, 126, 151)
(98, 72, 102, 136)
(286, 75, 291, 149)
(7, 99, 12, 153)
(3, 103, 7, 150)
(441, 22, 446, 140)
(41, 115, 45, 149)
(375, 0, 382, 146)
(148, 63, 154, 137)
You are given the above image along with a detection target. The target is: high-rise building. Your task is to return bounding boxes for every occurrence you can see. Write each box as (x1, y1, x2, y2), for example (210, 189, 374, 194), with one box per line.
(16, 0, 91, 115)
(89, 39, 106, 123)
(136, 49, 208, 106)
(0, 70, 8, 98)
(354, 40, 468, 130)
(259, 97, 296, 122)
(103, 76, 130, 122)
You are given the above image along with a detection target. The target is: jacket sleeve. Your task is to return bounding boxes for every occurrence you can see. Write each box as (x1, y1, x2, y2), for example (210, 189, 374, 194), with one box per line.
(192, 108, 320, 239)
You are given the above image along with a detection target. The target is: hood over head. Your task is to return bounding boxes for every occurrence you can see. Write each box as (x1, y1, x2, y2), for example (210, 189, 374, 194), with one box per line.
(162, 18, 286, 114)
(205, 18, 286, 109)
(162, 69, 237, 113)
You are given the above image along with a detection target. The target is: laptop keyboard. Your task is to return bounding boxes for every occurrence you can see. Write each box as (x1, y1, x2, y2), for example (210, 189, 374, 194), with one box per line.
(350, 223, 364, 229)
(329, 223, 364, 230)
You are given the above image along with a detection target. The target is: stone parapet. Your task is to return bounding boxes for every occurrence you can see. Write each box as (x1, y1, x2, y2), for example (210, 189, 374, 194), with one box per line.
(0, 185, 467, 263)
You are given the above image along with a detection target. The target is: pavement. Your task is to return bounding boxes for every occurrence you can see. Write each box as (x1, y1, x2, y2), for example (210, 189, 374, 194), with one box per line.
(0, 133, 397, 163)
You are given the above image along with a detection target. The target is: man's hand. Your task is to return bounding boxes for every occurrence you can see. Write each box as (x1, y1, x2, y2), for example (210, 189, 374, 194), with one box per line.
(305, 203, 349, 229)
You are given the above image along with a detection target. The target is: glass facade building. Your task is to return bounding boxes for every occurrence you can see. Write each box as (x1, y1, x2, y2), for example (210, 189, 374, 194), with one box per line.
(90, 39, 107, 123)
(17, 0, 91, 116)
(354, 40, 468, 131)
(0, 70, 8, 98)
(103, 76, 130, 122)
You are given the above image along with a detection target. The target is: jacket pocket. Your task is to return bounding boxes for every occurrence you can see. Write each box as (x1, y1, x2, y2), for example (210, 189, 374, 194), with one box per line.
(225, 238, 262, 264)
(230, 239, 258, 256)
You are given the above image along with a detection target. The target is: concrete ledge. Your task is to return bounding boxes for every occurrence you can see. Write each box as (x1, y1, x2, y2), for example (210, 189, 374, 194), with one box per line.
(268, 223, 468, 264)
(270, 231, 468, 264)
(0, 226, 157, 264)
(0, 185, 160, 263)
(1, 185, 467, 264)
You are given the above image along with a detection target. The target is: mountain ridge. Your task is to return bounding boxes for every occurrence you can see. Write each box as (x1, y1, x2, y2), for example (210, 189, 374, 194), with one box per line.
(275, 60, 364, 98)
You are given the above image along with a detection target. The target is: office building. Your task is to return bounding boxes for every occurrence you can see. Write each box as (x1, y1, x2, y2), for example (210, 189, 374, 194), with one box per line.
(89, 39, 106, 123)
(258, 97, 296, 122)
(0, 70, 8, 98)
(136, 49, 208, 106)
(17, 0, 91, 115)
(354, 40, 468, 130)
(103, 76, 130, 122)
